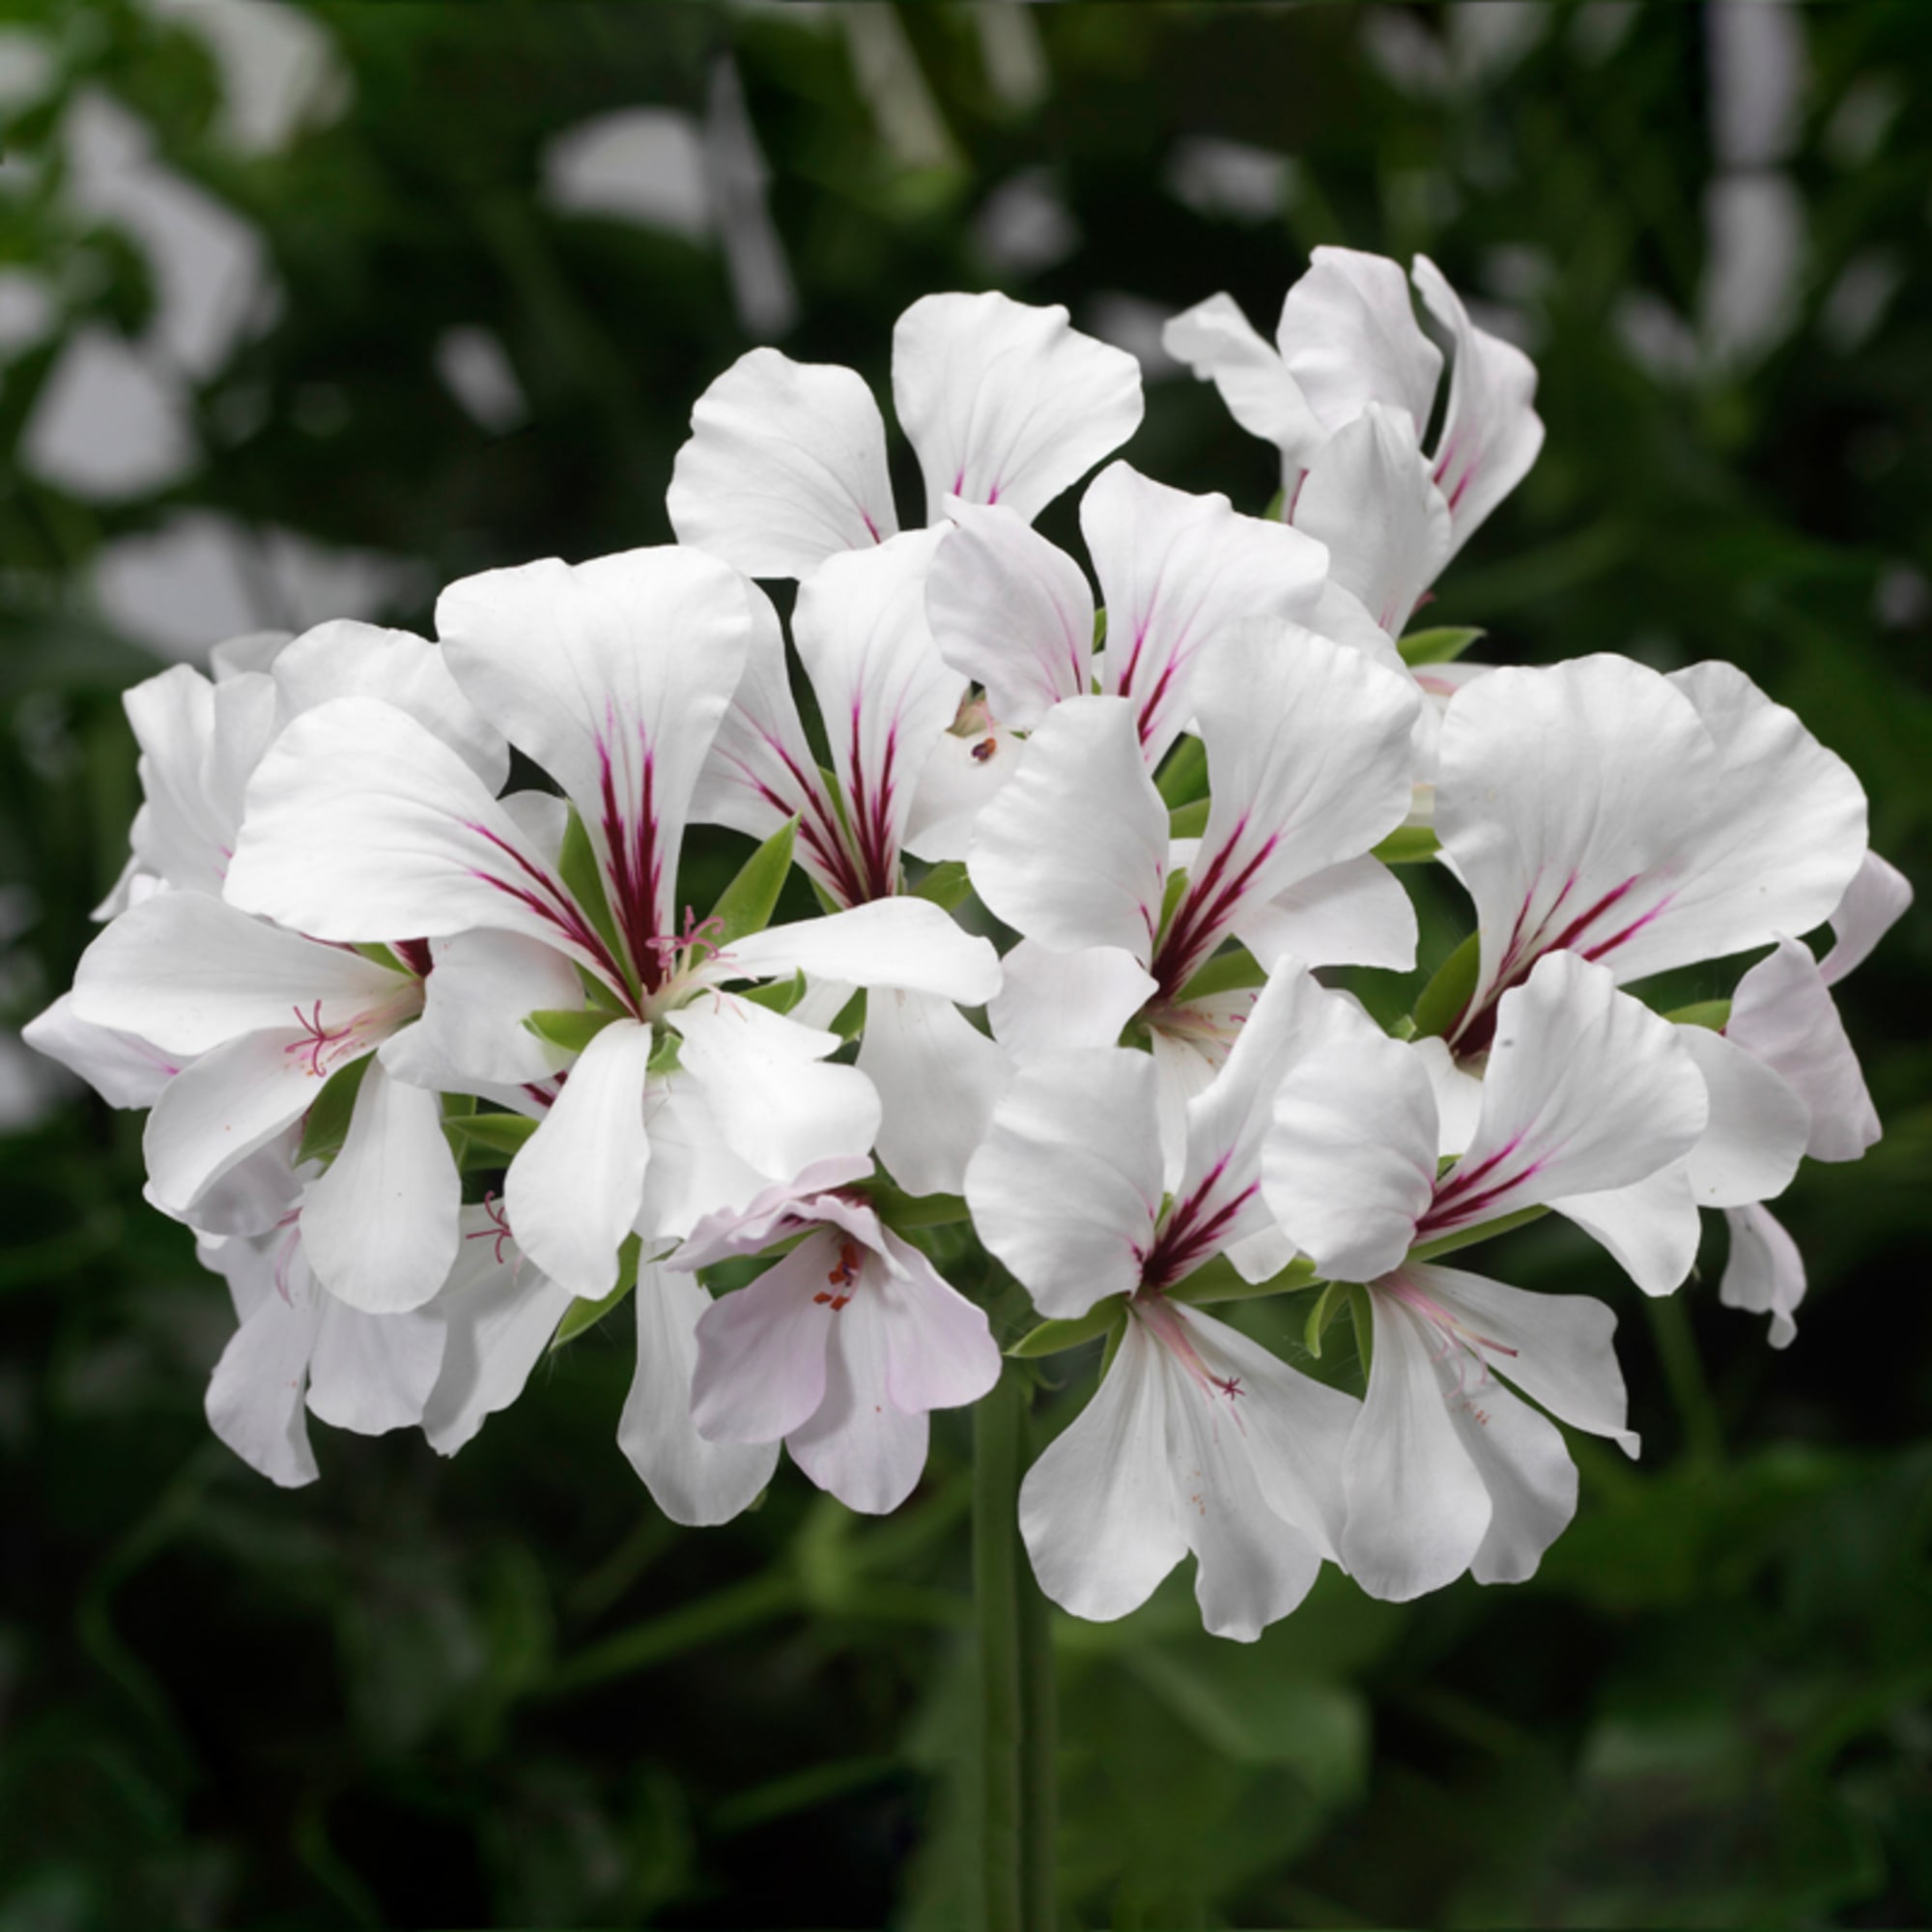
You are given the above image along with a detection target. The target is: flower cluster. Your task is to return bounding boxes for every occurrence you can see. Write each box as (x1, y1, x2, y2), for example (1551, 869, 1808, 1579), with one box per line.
(32, 250, 1908, 1639)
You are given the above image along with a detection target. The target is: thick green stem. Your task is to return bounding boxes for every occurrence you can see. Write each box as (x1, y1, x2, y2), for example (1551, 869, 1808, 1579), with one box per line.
(975, 1367, 1056, 1932)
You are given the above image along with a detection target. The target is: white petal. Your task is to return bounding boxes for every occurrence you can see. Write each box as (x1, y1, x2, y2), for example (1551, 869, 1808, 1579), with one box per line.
(1264, 1030, 1437, 1284)
(1162, 292, 1323, 467)
(894, 291, 1143, 527)
(791, 530, 962, 900)
(986, 939, 1156, 1060)
(724, 895, 1002, 1004)
(1677, 1023, 1809, 1205)
(876, 1230, 1002, 1413)
(1019, 1318, 1188, 1622)
(437, 547, 755, 973)
(966, 1047, 1163, 1320)
(1412, 1037, 1484, 1157)
(270, 618, 509, 792)
(422, 1206, 578, 1453)
(166, 1131, 303, 1237)
(301, 1062, 462, 1314)
(857, 987, 1009, 1197)
(1412, 254, 1546, 551)
(1232, 855, 1419, 974)
(636, 1072, 774, 1243)
(690, 1236, 838, 1443)
(668, 1156, 879, 1270)
(668, 347, 897, 578)
(1548, 1165, 1703, 1295)
(620, 1262, 781, 1522)
(21, 993, 180, 1108)
(924, 503, 1094, 729)
(1276, 246, 1443, 436)
(71, 893, 403, 1055)
(899, 722, 1021, 864)
(505, 1018, 655, 1298)
(1726, 938, 1879, 1162)
(670, 995, 880, 1181)
(1452, 1376, 1577, 1587)
(1340, 1295, 1492, 1602)
(1087, 463, 1328, 763)
(968, 695, 1168, 965)
(1156, 624, 1419, 991)
(1292, 404, 1452, 635)
(143, 1030, 326, 1216)
(786, 1285, 931, 1515)
(203, 1240, 323, 1487)
(1719, 1202, 1805, 1349)
(404, 930, 581, 1089)
(305, 1295, 447, 1435)
(1820, 850, 1913, 986)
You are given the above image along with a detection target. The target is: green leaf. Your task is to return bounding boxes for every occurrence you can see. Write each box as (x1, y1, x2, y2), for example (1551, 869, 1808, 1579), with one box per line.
(1372, 825, 1441, 866)
(1398, 624, 1485, 667)
(1412, 929, 1480, 1038)
(558, 805, 627, 968)
(911, 860, 973, 910)
(446, 1111, 540, 1159)
(1156, 734, 1209, 810)
(1303, 1279, 1350, 1358)
(354, 942, 411, 975)
(1008, 1297, 1126, 1358)
(857, 1181, 972, 1229)
(1347, 1281, 1375, 1374)
(1173, 947, 1266, 1005)
(1168, 1254, 1318, 1306)
(551, 1236, 641, 1350)
(523, 1007, 619, 1052)
(1167, 797, 1209, 839)
(740, 970, 807, 1014)
(710, 817, 797, 944)
(295, 1053, 372, 1168)
(1409, 1203, 1548, 1263)
(829, 988, 867, 1038)
(1666, 999, 1732, 1032)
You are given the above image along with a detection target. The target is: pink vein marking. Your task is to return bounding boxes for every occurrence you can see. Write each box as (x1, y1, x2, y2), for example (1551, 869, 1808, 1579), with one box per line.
(1141, 1155, 1255, 1289)
(846, 698, 900, 903)
(598, 711, 666, 991)
(465, 822, 629, 996)
(1151, 816, 1278, 1001)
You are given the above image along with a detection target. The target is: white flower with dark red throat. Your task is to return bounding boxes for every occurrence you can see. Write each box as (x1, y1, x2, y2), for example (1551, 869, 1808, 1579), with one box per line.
(966, 966, 1372, 1636)
(1261, 952, 1711, 1601)
(968, 622, 1419, 1171)
(1433, 656, 1868, 1057)
(1163, 246, 1544, 632)
(667, 291, 1144, 582)
(672, 1157, 1001, 1517)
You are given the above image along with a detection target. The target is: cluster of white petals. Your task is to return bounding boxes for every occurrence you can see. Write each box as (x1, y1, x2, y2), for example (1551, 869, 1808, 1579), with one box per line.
(33, 255, 1907, 1638)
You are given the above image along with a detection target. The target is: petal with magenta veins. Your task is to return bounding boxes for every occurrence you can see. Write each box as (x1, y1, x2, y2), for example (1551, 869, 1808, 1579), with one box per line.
(1148, 986, 1258, 1193)
(792, 530, 963, 903)
(301, 1059, 462, 1315)
(1412, 255, 1546, 550)
(667, 346, 898, 578)
(1087, 463, 1328, 764)
(894, 292, 1143, 528)
(1292, 404, 1453, 636)
(969, 696, 1168, 967)
(1719, 1202, 1805, 1350)
(966, 1047, 1163, 1321)
(438, 547, 754, 979)
(621, 1263, 780, 1524)
(1275, 246, 1443, 439)
(924, 503, 1094, 730)
(505, 1017, 656, 1299)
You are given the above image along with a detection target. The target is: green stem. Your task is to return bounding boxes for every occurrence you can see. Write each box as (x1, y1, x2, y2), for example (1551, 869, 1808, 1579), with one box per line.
(1644, 1293, 1723, 1465)
(975, 1368, 1056, 1931)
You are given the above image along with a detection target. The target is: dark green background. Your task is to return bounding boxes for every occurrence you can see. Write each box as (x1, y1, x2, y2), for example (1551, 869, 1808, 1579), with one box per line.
(2, 4, 1927, 1926)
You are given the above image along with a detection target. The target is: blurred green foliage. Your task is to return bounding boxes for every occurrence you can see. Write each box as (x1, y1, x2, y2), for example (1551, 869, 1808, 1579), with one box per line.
(1, 3, 1929, 1926)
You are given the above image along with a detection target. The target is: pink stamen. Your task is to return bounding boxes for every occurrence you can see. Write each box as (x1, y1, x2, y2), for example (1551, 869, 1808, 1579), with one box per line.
(465, 1191, 515, 1265)
(285, 1000, 353, 1077)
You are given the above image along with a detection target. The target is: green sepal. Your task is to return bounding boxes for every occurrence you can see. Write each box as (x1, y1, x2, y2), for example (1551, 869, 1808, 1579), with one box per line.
(856, 1181, 972, 1230)
(1347, 1282, 1375, 1373)
(1665, 999, 1731, 1032)
(1093, 607, 1108, 649)
(1398, 624, 1485, 668)
(1303, 1279, 1350, 1359)
(354, 943, 411, 975)
(558, 806, 627, 969)
(1408, 1203, 1548, 1264)
(295, 1053, 373, 1168)
(1412, 930, 1480, 1039)
(1372, 826, 1441, 866)
(1167, 798, 1209, 839)
(829, 988, 867, 1038)
(445, 1110, 539, 1159)
(1388, 1013, 1417, 1041)
(1157, 734, 1209, 810)
(1262, 485, 1287, 522)
(550, 1236, 641, 1351)
(1155, 867, 1190, 945)
(911, 861, 973, 911)
(524, 1007, 619, 1053)
(1098, 1312, 1127, 1378)
(710, 817, 797, 945)
(1168, 1254, 1318, 1306)
(1172, 947, 1266, 1005)
(740, 970, 807, 1015)
(1007, 1296, 1126, 1359)
(647, 1029, 682, 1076)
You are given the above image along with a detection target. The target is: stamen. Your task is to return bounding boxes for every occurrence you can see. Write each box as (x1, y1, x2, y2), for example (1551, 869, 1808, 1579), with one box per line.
(285, 1000, 354, 1077)
(465, 1191, 515, 1266)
